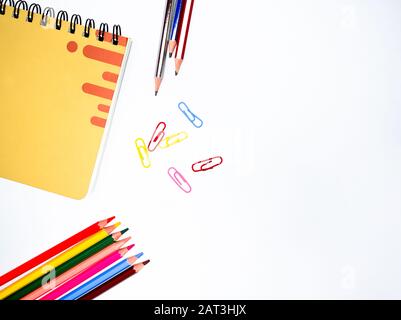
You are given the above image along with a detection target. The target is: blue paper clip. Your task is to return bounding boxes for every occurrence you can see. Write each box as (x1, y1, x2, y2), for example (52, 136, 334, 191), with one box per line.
(178, 102, 203, 128)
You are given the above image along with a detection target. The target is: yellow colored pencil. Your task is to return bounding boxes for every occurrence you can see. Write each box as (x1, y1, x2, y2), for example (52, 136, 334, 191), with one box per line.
(0, 222, 120, 300)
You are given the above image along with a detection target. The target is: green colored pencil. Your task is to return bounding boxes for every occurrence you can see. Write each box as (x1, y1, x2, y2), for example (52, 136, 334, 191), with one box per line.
(6, 228, 128, 300)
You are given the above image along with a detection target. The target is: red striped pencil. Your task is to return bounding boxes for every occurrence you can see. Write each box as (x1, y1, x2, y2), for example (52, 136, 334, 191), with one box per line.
(0, 216, 115, 286)
(79, 260, 150, 300)
(175, 0, 194, 75)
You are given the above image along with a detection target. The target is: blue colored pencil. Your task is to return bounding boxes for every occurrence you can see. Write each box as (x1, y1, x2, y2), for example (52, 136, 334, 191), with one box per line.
(168, 0, 183, 57)
(59, 253, 143, 300)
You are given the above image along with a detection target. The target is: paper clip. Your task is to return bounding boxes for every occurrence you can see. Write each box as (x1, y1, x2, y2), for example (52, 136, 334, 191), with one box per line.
(148, 122, 166, 152)
(135, 138, 151, 168)
(159, 131, 189, 149)
(168, 167, 192, 193)
(192, 156, 223, 172)
(178, 102, 203, 128)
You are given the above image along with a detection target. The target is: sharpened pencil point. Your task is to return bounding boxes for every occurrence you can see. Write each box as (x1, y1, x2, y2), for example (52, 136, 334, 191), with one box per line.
(106, 216, 115, 223)
(175, 71, 178, 76)
(118, 237, 131, 246)
(155, 91, 158, 96)
(120, 227, 129, 235)
(169, 53, 172, 58)
(143, 259, 150, 265)
(104, 222, 120, 234)
(127, 244, 135, 251)
(135, 252, 144, 259)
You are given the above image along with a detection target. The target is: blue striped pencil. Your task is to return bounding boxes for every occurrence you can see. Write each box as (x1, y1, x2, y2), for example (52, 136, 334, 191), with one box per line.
(60, 253, 144, 300)
(168, 0, 183, 57)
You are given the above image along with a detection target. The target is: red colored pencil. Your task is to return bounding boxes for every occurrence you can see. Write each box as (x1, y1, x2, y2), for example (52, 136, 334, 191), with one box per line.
(175, 0, 194, 75)
(0, 216, 115, 286)
(79, 260, 150, 300)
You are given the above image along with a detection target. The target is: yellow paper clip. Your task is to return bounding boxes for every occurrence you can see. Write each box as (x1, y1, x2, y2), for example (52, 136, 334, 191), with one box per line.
(135, 138, 151, 168)
(159, 131, 189, 149)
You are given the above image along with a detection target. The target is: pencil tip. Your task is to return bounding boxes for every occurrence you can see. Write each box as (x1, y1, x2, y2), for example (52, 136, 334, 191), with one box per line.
(120, 227, 129, 235)
(135, 252, 144, 259)
(175, 71, 178, 76)
(169, 53, 172, 58)
(143, 259, 150, 265)
(155, 91, 158, 96)
(127, 244, 135, 251)
(106, 216, 115, 223)
(118, 236, 131, 245)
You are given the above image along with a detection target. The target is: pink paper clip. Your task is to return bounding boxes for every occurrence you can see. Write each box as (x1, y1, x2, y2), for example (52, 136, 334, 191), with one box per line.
(168, 167, 192, 193)
(148, 122, 166, 152)
(192, 156, 223, 172)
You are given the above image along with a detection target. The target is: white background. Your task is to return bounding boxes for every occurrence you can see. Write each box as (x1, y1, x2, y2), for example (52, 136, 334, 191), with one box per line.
(1, 0, 401, 299)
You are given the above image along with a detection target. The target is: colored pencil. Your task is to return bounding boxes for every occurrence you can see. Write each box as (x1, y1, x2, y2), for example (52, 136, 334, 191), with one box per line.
(0, 216, 115, 286)
(7, 229, 128, 300)
(0, 222, 120, 300)
(79, 260, 150, 300)
(154, 0, 177, 96)
(175, 0, 194, 75)
(168, 0, 183, 57)
(22, 237, 131, 300)
(41, 245, 134, 300)
(60, 254, 143, 300)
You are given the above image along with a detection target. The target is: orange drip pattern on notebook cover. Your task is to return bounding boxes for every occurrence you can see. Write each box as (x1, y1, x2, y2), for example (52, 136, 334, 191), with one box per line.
(98, 104, 110, 113)
(66, 40, 123, 129)
(83, 45, 124, 66)
(82, 83, 115, 100)
(91, 117, 107, 128)
(102, 72, 119, 83)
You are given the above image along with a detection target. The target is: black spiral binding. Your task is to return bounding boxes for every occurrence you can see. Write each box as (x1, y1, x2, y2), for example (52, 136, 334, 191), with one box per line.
(84, 18, 95, 38)
(0, 0, 122, 45)
(70, 14, 82, 34)
(13, 0, 27, 18)
(113, 25, 121, 45)
(41, 7, 54, 26)
(27, 2, 40, 22)
(0, 0, 14, 15)
(98, 23, 108, 42)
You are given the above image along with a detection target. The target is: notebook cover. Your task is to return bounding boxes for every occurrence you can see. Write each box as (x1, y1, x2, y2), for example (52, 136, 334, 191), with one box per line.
(0, 6, 131, 199)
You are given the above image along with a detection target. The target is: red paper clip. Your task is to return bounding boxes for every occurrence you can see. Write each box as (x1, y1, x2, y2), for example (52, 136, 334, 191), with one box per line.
(192, 156, 223, 172)
(148, 122, 166, 152)
(168, 167, 192, 193)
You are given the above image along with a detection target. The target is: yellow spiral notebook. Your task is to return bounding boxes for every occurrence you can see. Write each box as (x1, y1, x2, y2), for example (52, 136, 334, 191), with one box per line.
(0, 2, 131, 199)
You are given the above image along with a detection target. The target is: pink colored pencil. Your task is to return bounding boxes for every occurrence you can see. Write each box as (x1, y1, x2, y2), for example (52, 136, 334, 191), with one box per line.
(39, 245, 134, 300)
(22, 237, 131, 300)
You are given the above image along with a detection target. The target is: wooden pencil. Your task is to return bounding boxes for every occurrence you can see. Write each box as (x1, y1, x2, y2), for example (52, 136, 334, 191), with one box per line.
(168, 0, 183, 57)
(60, 254, 142, 300)
(79, 260, 150, 300)
(154, 0, 177, 96)
(22, 236, 131, 300)
(0, 222, 120, 300)
(40, 245, 134, 300)
(7, 229, 128, 300)
(175, 0, 194, 75)
(0, 216, 115, 286)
